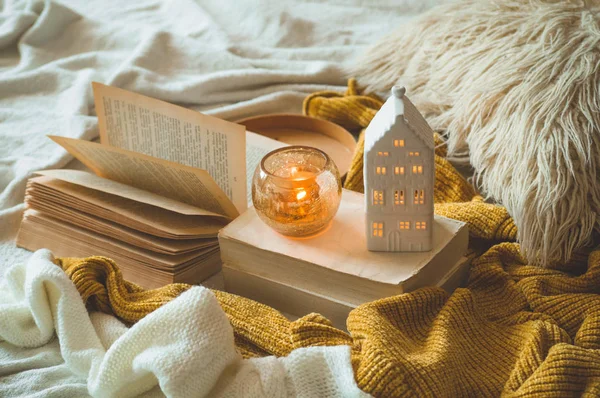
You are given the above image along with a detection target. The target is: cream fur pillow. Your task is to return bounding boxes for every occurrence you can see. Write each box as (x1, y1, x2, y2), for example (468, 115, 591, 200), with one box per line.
(350, 0, 600, 266)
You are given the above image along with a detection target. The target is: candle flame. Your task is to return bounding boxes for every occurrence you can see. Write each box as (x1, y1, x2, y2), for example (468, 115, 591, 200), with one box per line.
(296, 190, 307, 200)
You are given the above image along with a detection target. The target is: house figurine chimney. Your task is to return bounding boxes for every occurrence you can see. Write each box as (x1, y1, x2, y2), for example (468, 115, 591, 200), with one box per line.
(363, 86, 435, 252)
(392, 86, 405, 98)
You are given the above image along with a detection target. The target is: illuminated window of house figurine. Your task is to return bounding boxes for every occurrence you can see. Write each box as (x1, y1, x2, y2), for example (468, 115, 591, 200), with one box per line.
(363, 86, 435, 252)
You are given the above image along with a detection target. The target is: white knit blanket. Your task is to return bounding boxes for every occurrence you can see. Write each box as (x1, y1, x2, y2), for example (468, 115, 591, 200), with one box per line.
(0, 0, 441, 395)
(0, 250, 370, 397)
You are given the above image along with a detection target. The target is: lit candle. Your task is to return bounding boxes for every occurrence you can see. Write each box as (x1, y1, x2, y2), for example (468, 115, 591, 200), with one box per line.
(251, 146, 342, 237)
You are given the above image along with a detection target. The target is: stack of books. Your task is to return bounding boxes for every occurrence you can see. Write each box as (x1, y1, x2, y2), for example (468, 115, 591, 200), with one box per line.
(219, 189, 469, 328)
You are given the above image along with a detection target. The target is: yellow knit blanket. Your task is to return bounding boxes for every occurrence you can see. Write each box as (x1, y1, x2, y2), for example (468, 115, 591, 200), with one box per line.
(54, 81, 600, 396)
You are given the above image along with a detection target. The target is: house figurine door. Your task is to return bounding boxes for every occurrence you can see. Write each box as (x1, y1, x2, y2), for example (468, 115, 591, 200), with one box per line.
(388, 231, 401, 251)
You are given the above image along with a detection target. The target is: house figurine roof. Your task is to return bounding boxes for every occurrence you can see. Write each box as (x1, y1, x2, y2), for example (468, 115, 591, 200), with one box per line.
(364, 86, 435, 153)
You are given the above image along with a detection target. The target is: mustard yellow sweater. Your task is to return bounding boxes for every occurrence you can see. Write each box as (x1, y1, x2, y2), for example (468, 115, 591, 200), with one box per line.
(55, 81, 600, 397)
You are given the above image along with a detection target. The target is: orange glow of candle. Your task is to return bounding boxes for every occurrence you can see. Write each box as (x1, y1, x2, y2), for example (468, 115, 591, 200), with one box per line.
(296, 189, 307, 200)
(251, 146, 342, 237)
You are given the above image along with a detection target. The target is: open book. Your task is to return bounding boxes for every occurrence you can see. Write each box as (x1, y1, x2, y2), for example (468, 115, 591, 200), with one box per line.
(17, 83, 285, 288)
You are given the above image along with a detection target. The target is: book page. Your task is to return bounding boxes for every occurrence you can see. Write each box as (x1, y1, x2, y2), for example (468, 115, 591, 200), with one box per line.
(245, 131, 287, 206)
(49, 136, 239, 219)
(27, 176, 228, 238)
(93, 82, 246, 212)
(23, 210, 215, 267)
(24, 191, 215, 254)
(36, 169, 226, 218)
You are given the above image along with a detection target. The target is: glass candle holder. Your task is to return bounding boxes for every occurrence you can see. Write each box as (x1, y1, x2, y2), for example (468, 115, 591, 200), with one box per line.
(252, 146, 342, 237)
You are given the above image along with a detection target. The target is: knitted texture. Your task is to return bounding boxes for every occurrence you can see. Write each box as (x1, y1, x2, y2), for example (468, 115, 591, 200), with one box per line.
(55, 256, 353, 360)
(56, 256, 190, 324)
(53, 81, 600, 396)
(4, 250, 367, 398)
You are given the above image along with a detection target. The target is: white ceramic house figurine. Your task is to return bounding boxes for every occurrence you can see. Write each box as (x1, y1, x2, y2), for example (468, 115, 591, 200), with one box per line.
(364, 86, 435, 252)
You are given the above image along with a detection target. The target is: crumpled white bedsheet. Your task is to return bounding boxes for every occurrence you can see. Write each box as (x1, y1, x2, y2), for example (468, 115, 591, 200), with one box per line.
(0, 0, 441, 395)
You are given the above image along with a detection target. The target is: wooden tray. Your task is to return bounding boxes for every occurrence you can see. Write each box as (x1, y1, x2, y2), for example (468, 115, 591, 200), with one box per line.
(237, 114, 356, 176)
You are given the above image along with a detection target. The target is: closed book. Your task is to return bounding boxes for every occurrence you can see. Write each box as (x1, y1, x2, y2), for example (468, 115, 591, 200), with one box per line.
(218, 189, 468, 307)
(223, 256, 471, 330)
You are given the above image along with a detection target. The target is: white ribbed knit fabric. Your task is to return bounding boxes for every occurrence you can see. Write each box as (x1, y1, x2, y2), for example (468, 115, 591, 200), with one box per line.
(0, 250, 369, 398)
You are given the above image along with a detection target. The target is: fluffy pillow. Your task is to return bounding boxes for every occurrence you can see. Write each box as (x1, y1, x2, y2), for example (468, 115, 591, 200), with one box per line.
(349, 0, 600, 266)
